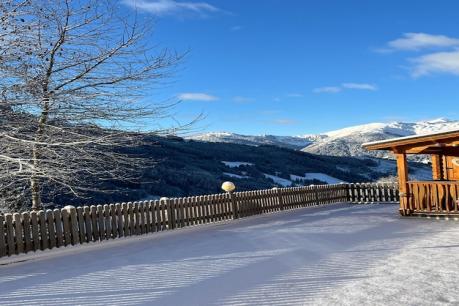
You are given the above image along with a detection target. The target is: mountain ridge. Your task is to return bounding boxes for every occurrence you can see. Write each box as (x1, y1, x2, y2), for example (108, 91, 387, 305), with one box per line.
(187, 118, 459, 161)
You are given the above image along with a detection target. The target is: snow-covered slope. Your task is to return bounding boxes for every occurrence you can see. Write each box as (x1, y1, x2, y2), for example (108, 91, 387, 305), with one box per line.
(188, 118, 459, 162)
(187, 132, 316, 150)
(302, 118, 459, 161)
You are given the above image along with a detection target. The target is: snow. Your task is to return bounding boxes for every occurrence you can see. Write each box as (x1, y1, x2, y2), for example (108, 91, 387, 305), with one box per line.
(223, 172, 249, 179)
(1, 204, 459, 305)
(263, 173, 292, 187)
(290, 173, 344, 184)
(222, 161, 254, 168)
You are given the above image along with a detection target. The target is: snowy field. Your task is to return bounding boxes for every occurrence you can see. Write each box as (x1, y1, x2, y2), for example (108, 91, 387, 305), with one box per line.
(1, 203, 459, 306)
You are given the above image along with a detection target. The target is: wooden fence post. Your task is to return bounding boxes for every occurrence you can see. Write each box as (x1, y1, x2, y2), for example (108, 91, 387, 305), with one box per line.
(312, 185, 319, 205)
(0, 214, 5, 257)
(161, 197, 174, 230)
(229, 192, 238, 219)
(273, 187, 284, 211)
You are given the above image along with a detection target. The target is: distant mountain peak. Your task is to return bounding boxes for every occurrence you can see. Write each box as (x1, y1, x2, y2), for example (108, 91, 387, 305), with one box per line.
(187, 118, 459, 161)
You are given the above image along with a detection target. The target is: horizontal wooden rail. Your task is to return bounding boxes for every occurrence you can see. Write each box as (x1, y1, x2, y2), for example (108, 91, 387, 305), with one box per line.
(0, 183, 393, 258)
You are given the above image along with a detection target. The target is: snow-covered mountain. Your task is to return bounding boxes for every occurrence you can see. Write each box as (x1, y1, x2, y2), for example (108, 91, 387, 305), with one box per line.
(301, 118, 459, 161)
(188, 118, 459, 161)
(188, 132, 317, 150)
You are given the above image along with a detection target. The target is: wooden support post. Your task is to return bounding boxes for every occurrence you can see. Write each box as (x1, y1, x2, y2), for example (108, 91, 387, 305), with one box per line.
(431, 154, 443, 180)
(395, 152, 410, 215)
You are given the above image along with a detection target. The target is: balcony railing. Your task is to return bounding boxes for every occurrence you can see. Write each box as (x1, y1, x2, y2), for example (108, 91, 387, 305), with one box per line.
(407, 181, 459, 214)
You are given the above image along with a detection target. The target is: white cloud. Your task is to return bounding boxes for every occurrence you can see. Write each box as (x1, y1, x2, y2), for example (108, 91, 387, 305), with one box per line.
(387, 33, 459, 51)
(233, 96, 254, 103)
(122, 0, 219, 16)
(342, 83, 377, 91)
(178, 92, 219, 101)
(314, 83, 378, 94)
(411, 50, 459, 77)
(313, 86, 342, 94)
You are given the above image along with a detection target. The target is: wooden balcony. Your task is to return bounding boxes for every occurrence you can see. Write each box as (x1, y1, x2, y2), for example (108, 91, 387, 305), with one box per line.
(363, 129, 459, 216)
(407, 181, 459, 215)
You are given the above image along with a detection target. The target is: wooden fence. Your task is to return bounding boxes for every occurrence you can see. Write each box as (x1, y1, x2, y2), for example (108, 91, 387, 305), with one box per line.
(0, 183, 397, 258)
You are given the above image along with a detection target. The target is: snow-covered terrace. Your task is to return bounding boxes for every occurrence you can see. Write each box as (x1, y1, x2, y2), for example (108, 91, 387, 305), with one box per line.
(1, 203, 459, 306)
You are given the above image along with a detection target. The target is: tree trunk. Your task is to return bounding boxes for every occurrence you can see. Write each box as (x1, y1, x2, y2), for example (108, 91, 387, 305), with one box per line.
(30, 94, 50, 210)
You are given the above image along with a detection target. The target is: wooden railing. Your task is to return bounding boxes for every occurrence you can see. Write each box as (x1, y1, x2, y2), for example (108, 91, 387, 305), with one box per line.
(407, 181, 459, 214)
(348, 183, 399, 203)
(0, 183, 396, 258)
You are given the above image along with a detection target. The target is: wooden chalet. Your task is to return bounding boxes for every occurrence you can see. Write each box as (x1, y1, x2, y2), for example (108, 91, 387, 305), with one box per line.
(363, 129, 459, 216)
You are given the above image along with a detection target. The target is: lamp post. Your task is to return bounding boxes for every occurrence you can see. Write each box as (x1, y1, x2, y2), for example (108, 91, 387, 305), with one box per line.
(221, 181, 238, 219)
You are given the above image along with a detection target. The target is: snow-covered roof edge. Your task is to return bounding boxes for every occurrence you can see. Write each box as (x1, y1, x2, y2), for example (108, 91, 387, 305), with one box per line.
(362, 128, 459, 149)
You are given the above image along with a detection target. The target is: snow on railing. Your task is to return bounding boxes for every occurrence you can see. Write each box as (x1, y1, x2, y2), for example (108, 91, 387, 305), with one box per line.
(0, 183, 397, 258)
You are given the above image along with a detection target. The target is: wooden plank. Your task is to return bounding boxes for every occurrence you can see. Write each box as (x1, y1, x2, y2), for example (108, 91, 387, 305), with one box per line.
(76, 207, 85, 244)
(0, 215, 5, 257)
(143, 201, 151, 233)
(128, 202, 135, 235)
(61, 208, 71, 246)
(13, 213, 23, 254)
(139, 202, 146, 234)
(103, 204, 112, 239)
(5, 214, 15, 256)
(46, 210, 56, 249)
(38, 210, 48, 250)
(154, 200, 162, 231)
(69, 207, 80, 245)
(134, 202, 141, 235)
(122, 202, 129, 235)
(97, 205, 105, 240)
(159, 198, 167, 230)
(52, 209, 62, 248)
(90, 205, 99, 241)
(175, 198, 183, 227)
(116, 203, 124, 237)
(83, 206, 92, 242)
(30, 211, 40, 251)
(110, 204, 118, 238)
(22, 212, 32, 253)
(149, 201, 157, 232)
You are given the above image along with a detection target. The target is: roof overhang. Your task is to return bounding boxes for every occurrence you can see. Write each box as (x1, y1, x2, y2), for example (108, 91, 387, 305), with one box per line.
(362, 129, 459, 154)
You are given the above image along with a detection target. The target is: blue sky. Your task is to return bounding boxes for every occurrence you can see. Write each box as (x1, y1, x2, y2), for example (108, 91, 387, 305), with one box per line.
(122, 0, 459, 135)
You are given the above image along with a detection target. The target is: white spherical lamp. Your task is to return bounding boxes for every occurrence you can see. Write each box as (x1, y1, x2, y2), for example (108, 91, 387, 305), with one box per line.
(221, 181, 236, 193)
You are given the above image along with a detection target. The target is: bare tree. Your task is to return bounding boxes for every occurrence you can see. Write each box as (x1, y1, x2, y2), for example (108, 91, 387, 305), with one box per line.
(0, 0, 187, 211)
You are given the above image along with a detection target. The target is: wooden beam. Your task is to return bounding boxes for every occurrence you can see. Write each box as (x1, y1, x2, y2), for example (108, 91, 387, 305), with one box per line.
(363, 130, 459, 151)
(395, 153, 410, 215)
(431, 154, 443, 180)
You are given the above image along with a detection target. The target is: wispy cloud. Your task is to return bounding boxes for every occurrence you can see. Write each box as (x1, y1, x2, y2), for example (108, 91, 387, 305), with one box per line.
(122, 0, 219, 17)
(411, 50, 459, 77)
(313, 86, 342, 94)
(178, 92, 219, 101)
(233, 96, 254, 103)
(341, 83, 377, 91)
(314, 83, 377, 94)
(387, 33, 459, 51)
(273, 118, 297, 125)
